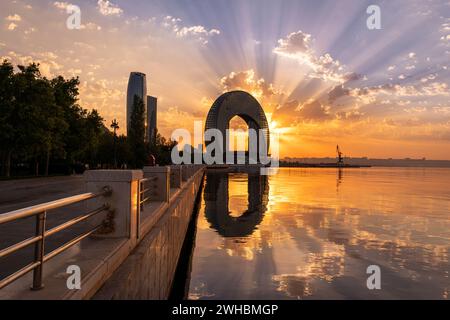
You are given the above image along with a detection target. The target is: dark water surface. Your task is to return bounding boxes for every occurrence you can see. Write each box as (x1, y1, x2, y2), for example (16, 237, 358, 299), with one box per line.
(187, 168, 450, 299)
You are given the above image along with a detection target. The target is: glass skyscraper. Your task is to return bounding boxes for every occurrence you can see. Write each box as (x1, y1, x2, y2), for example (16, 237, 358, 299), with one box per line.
(126, 72, 147, 137)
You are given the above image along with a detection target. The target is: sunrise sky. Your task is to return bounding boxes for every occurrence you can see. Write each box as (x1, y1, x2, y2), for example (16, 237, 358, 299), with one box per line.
(1, 0, 449, 159)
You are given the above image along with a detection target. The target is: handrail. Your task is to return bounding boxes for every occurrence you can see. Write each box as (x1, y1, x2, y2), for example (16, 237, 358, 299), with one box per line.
(0, 236, 42, 259)
(0, 225, 102, 290)
(136, 177, 158, 239)
(0, 186, 112, 290)
(139, 176, 157, 183)
(0, 186, 112, 225)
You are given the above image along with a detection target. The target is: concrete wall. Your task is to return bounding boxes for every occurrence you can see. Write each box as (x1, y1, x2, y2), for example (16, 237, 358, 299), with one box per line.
(92, 168, 204, 300)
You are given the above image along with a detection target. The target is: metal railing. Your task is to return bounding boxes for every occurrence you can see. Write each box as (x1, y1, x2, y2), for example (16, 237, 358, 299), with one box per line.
(136, 177, 157, 239)
(0, 186, 112, 290)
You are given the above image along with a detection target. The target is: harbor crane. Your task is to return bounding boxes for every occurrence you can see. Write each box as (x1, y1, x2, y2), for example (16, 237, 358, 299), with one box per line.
(336, 145, 344, 166)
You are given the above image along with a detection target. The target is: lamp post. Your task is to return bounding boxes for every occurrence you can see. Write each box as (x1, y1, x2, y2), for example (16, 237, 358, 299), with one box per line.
(110, 119, 119, 169)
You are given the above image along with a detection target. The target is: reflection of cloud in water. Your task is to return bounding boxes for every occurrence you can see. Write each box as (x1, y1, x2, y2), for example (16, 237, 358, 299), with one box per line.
(188, 282, 216, 300)
(273, 243, 346, 299)
(189, 168, 450, 299)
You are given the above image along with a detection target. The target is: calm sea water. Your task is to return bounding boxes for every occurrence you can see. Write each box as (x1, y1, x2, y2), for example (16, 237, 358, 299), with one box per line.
(187, 167, 450, 299)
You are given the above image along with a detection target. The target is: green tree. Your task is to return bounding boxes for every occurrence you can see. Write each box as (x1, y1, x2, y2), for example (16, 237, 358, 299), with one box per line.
(0, 60, 180, 177)
(84, 109, 105, 166)
(12, 64, 67, 176)
(51, 75, 105, 171)
(149, 130, 178, 166)
(0, 60, 15, 177)
(0, 61, 106, 177)
(51, 76, 86, 166)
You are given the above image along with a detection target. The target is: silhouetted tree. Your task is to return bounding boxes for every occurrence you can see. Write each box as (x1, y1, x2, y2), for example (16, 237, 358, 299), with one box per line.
(0, 61, 106, 177)
(0, 60, 15, 177)
(128, 95, 147, 168)
(9, 63, 67, 176)
(0, 60, 177, 177)
(110, 119, 119, 168)
(149, 130, 178, 166)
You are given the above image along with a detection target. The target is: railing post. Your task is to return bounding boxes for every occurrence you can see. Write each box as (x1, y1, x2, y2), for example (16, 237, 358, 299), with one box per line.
(136, 180, 141, 239)
(84, 170, 143, 239)
(31, 211, 46, 290)
(169, 165, 182, 188)
(181, 165, 189, 181)
(143, 166, 170, 202)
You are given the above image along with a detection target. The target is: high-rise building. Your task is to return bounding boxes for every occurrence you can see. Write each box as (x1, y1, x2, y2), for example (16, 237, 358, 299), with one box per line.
(126, 72, 147, 137)
(147, 96, 157, 145)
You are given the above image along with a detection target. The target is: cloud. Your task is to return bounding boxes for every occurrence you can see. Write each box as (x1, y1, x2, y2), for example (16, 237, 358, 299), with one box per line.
(438, 22, 450, 44)
(176, 26, 220, 44)
(6, 14, 22, 22)
(162, 16, 220, 45)
(335, 110, 364, 121)
(327, 77, 449, 116)
(7, 23, 18, 31)
(5, 14, 21, 31)
(0, 51, 64, 78)
(220, 69, 279, 100)
(442, 22, 450, 32)
(272, 98, 333, 126)
(297, 99, 331, 121)
(53, 2, 102, 30)
(24, 27, 37, 35)
(273, 30, 312, 56)
(274, 30, 355, 83)
(157, 106, 199, 136)
(97, 0, 123, 16)
(80, 22, 102, 31)
(53, 2, 71, 10)
(77, 78, 125, 131)
(420, 74, 437, 83)
(330, 82, 449, 106)
(328, 85, 350, 103)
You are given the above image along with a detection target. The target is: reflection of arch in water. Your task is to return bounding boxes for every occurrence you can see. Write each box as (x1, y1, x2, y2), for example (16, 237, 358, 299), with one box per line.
(204, 172, 269, 237)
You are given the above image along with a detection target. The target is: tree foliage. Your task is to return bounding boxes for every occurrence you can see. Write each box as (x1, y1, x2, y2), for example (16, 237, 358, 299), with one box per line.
(127, 95, 147, 169)
(0, 60, 177, 177)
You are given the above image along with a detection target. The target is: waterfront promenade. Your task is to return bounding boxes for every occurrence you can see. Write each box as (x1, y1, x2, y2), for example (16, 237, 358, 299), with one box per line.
(0, 165, 205, 299)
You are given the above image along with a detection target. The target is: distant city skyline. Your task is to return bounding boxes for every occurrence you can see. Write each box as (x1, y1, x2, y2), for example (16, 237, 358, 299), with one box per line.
(1, 0, 449, 159)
